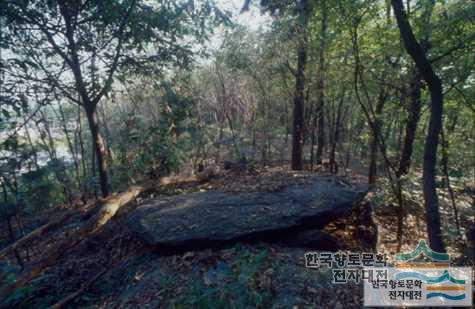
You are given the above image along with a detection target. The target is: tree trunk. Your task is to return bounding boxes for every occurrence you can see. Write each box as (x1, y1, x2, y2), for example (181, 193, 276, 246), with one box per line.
(315, 0, 327, 165)
(291, 0, 309, 171)
(368, 88, 388, 184)
(76, 105, 88, 201)
(37, 110, 74, 204)
(0, 174, 212, 302)
(0, 186, 142, 302)
(85, 105, 109, 198)
(0, 207, 81, 260)
(330, 92, 344, 174)
(440, 126, 460, 233)
(98, 103, 115, 174)
(58, 103, 82, 193)
(368, 136, 378, 184)
(397, 67, 422, 177)
(1, 182, 15, 243)
(392, 0, 445, 252)
(310, 116, 316, 170)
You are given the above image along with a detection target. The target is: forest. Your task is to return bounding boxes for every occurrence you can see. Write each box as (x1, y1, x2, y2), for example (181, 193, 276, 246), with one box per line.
(0, 0, 474, 307)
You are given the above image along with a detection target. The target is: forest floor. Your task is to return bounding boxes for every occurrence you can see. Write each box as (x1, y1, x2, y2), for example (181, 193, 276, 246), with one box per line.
(1, 165, 473, 308)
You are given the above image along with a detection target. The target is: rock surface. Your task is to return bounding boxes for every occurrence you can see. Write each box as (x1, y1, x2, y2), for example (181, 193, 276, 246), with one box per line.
(280, 230, 342, 250)
(128, 176, 368, 249)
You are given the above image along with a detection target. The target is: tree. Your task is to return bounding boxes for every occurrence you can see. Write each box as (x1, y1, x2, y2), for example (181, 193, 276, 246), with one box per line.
(290, 0, 309, 170)
(314, 0, 327, 166)
(391, 0, 445, 252)
(1, 0, 221, 197)
(397, 0, 433, 177)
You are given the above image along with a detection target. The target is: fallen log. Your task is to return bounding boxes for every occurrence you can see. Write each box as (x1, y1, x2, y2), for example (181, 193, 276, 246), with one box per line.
(0, 208, 83, 260)
(0, 172, 218, 305)
(0, 185, 143, 304)
(128, 176, 368, 250)
(0, 173, 210, 261)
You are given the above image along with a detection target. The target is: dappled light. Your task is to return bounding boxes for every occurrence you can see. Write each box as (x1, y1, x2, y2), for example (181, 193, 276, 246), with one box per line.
(0, 0, 473, 307)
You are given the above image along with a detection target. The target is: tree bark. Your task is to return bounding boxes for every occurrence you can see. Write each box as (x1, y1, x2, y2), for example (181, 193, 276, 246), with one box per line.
(440, 126, 460, 232)
(85, 104, 109, 198)
(397, 68, 422, 176)
(368, 88, 388, 184)
(98, 103, 115, 174)
(291, 0, 309, 170)
(310, 116, 316, 170)
(76, 105, 89, 201)
(329, 94, 343, 174)
(392, 0, 445, 252)
(315, 0, 327, 165)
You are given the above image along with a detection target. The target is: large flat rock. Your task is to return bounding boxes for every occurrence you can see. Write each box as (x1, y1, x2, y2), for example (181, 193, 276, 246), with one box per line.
(128, 176, 368, 248)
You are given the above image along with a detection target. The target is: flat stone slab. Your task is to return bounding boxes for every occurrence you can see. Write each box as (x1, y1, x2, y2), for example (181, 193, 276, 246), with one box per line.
(128, 176, 368, 248)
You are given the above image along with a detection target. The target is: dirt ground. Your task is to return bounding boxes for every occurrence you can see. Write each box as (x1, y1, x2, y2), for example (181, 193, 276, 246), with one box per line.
(1, 165, 473, 308)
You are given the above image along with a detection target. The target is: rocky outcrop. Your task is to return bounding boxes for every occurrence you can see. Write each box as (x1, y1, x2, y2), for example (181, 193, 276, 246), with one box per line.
(128, 176, 368, 250)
